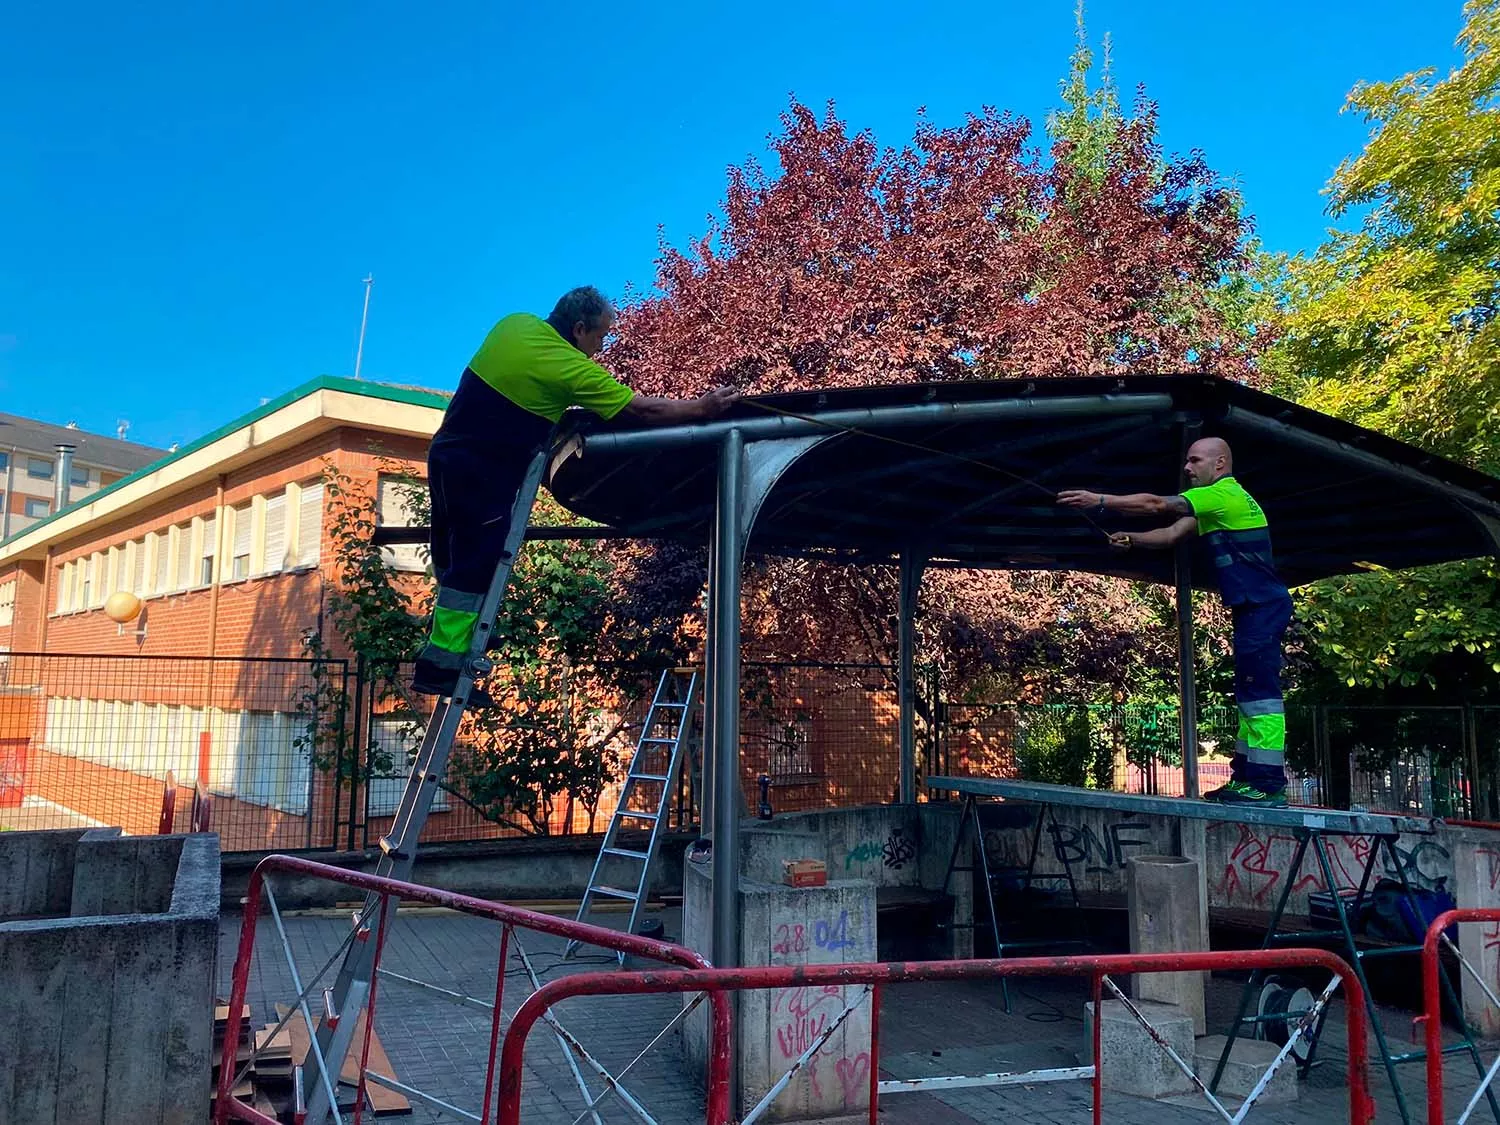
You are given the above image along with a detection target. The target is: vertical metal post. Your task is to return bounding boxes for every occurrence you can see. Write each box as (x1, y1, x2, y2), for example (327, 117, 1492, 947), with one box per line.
(1175, 563, 1198, 800)
(898, 551, 922, 804)
(1175, 418, 1202, 800)
(707, 429, 744, 1112)
(702, 516, 720, 840)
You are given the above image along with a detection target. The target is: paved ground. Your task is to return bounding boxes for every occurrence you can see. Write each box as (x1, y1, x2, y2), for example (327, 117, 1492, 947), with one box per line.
(219, 905, 1500, 1124)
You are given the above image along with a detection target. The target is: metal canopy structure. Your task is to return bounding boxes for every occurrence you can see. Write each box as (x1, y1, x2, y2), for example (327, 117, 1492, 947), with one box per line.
(540, 375, 1500, 1109)
(548, 375, 1500, 585)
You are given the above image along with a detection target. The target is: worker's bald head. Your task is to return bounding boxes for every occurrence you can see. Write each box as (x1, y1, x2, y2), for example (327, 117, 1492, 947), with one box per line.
(1184, 437, 1232, 487)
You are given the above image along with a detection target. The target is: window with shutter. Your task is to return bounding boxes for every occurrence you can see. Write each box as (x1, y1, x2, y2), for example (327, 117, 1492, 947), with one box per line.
(130, 540, 146, 595)
(174, 524, 193, 590)
(199, 515, 217, 586)
(82, 555, 95, 607)
(55, 563, 70, 613)
(262, 495, 287, 574)
(231, 504, 252, 580)
(377, 476, 427, 573)
(154, 532, 171, 594)
(296, 483, 323, 567)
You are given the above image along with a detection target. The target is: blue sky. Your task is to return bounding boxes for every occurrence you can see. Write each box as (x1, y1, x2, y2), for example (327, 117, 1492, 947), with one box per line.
(0, 1, 1467, 450)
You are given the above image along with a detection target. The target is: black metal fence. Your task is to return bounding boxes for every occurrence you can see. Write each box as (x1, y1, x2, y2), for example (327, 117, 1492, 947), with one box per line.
(3, 649, 1497, 854)
(0, 651, 347, 852)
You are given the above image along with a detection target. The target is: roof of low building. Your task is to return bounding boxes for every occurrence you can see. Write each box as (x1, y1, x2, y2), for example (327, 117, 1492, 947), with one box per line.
(0, 412, 163, 471)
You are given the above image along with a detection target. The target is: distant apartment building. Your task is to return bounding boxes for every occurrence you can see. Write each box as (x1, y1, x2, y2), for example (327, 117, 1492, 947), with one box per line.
(0, 412, 164, 541)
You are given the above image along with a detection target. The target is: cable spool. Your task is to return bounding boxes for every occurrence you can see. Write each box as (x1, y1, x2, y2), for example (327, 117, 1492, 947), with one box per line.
(1257, 975, 1317, 1063)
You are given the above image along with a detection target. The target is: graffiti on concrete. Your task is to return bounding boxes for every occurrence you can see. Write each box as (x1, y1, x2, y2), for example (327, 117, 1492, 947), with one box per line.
(882, 827, 916, 869)
(844, 840, 882, 870)
(1214, 823, 1451, 906)
(984, 815, 1155, 876)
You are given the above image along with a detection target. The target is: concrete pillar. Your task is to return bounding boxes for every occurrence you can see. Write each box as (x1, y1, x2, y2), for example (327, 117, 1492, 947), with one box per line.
(1126, 854, 1207, 1035)
(1452, 832, 1500, 1036)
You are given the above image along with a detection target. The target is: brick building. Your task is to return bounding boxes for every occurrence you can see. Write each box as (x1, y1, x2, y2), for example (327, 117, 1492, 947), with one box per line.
(0, 376, 444, 849)
(0, 374, 916, 853)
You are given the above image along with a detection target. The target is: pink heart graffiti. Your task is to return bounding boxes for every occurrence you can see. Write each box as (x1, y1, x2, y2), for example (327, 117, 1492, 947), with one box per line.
(835, 1053, 871, 1105)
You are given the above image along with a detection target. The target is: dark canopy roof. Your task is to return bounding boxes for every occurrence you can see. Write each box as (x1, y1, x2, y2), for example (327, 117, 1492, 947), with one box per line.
(546, 376, 1500, 590)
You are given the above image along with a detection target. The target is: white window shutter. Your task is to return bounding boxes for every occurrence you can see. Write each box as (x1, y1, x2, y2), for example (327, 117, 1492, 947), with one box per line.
(263, 495, 287, 573)
(297, 483, 323, 567)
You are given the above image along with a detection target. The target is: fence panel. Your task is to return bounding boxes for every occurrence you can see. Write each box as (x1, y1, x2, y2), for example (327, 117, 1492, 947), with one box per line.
(0, 651, 347, 853)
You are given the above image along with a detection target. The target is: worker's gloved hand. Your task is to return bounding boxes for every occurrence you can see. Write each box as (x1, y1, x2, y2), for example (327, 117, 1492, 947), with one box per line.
(696, 386, 740, 418)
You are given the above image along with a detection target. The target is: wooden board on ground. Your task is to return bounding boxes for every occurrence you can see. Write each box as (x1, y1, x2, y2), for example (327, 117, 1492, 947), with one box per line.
(277, 1004, 412, 1116)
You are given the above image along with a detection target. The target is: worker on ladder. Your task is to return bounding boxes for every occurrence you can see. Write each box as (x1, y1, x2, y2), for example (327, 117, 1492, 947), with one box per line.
(1057, 437, 1294, 807)
(412, 286, 739, 703)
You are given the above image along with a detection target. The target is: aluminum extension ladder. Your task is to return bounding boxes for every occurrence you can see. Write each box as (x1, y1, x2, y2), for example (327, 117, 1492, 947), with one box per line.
(299, 449, 548, 1125)
(565, 667, 700, 963)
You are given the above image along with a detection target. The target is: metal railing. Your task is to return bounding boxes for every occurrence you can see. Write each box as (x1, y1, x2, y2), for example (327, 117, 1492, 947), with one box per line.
(499, 949, 1374, 1125)
(216, 855, 730, 1125)
(1422, 909, 1500, 1125)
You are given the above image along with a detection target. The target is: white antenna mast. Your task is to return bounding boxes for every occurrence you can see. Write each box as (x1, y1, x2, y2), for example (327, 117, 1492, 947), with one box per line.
(353, 274, 374, 379)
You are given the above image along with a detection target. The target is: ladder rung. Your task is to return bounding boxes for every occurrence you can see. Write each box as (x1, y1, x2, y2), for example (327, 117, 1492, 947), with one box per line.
(323, 988, 340, 1030)
(629, 773, 671, 782)
(377, 836, 410, 861)
(641, 737, 677, 745)
(653, 702, 689, 710)
(592, 885, 639, 901)
(616, 811, 658, 822)
(603, 847, 650, 860)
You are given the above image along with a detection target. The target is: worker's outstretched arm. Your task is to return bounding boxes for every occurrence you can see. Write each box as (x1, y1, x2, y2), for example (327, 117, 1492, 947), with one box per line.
(1056, 490, 1193, 519)
(1108, 516, 1199, 552)
(620, 386, 740, 425)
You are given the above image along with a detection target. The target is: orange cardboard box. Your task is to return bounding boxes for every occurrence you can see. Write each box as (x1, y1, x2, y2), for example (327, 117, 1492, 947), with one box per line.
(783, 859, 827, 888)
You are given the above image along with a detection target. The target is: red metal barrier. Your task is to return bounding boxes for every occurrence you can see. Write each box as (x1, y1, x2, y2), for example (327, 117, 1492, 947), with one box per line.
(215, 854, 731, 1125)
(498, 949, 1373, 1125)
(1423, 908, 1500, 1125)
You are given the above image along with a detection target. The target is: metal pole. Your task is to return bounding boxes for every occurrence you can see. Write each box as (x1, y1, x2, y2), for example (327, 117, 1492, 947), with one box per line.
(707, 429, 744, 1115)
(1176, 418, 1203, 800)
(573, 393, 1177, 456)
(2, 447, 15, 540)
(1176, 559, 1198, 800)
(898, 551, 922, 804)
(701, 514, 720, 839)
(354, 274, 373, 379)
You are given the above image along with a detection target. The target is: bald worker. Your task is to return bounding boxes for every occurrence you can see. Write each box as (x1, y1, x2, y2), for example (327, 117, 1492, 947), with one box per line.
(1058, 438, 1294, 806)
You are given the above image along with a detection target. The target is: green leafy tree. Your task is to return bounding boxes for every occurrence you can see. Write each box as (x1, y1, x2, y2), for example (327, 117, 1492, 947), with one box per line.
(1270, 0, 1500, 696)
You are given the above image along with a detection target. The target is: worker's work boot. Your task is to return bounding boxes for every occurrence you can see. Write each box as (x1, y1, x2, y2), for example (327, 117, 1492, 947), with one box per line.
(411, 655, 496, 709)
(1203, 779, 1287, 807)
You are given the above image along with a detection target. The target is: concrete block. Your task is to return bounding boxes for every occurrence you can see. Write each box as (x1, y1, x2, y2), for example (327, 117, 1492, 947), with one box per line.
(1127, 855, 1207, 1035)
(1084, 999, 1196, 1099)
(0, 827, 87, 920)
(739, 827, 824, 884)
(1193, 1035, 1297, 1104)
(0, 829, 219, 1125)
(1452, 831, 1500, 1037)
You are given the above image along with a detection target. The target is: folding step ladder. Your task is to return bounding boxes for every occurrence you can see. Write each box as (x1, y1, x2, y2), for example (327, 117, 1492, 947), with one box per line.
(300, 449, 548, 1125)
(566, 667, 700, 963)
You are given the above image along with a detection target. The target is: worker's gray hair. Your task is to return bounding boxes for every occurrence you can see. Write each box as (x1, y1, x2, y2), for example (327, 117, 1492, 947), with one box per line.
(546, 286, 613, 347)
